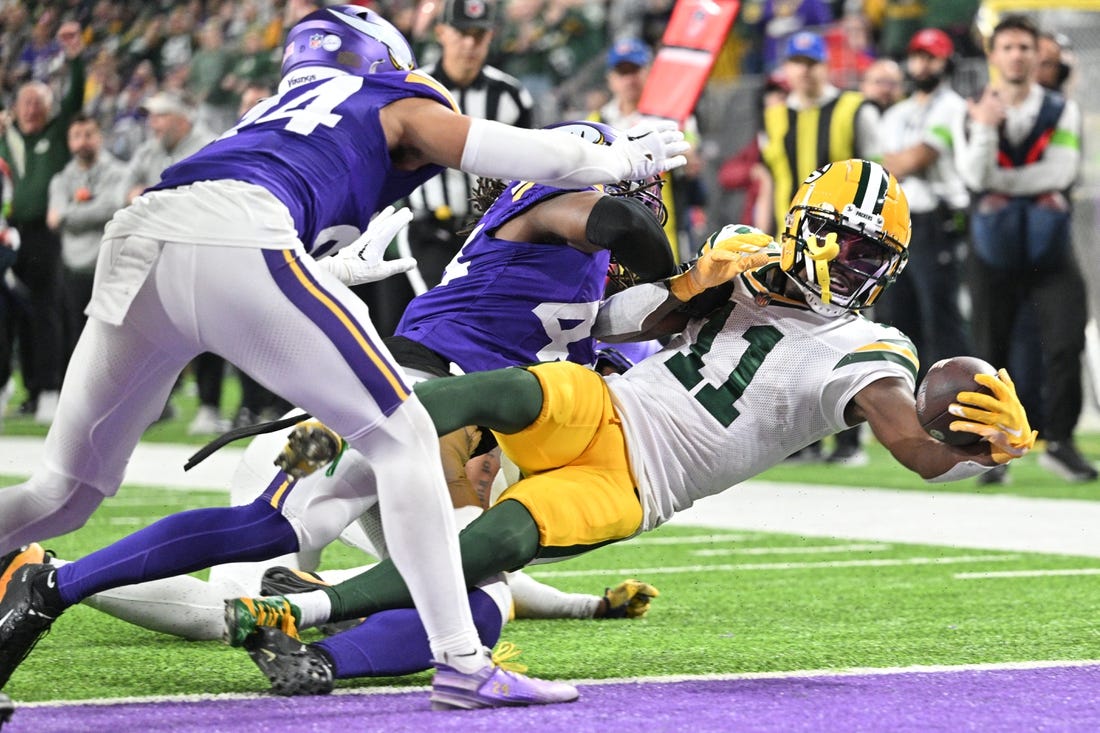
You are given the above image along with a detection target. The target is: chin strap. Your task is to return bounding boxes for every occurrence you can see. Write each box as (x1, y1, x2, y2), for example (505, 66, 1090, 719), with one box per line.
(804, 231, 839, 304)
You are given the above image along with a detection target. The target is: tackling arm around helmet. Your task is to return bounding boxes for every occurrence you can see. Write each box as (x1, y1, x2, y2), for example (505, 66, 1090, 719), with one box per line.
(457, 117, 689, 189)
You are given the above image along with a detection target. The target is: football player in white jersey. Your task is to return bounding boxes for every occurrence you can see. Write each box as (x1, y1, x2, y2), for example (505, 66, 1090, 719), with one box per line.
(225, 160, 1036, 668)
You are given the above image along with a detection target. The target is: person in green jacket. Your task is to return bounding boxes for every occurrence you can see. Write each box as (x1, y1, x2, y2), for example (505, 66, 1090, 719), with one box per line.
(0, 20, 85, 424)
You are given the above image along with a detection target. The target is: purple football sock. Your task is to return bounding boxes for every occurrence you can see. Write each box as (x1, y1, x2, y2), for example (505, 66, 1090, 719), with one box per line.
(315, 587, 503, 679)
(57, 479, 300, 607)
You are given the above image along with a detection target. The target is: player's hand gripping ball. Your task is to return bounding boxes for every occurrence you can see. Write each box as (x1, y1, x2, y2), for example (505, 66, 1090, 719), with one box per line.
(915, 356, 996, 446)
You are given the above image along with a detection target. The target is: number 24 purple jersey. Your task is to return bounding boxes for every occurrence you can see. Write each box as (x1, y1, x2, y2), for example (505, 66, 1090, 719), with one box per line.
(152, 71, 458, 257)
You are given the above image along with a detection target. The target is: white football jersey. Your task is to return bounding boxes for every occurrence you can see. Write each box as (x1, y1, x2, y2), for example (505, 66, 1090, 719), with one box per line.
(605, 266, 918, 531)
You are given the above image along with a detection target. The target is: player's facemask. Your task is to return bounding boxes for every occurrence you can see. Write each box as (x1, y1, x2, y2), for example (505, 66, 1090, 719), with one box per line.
(780, 159, 910, 316)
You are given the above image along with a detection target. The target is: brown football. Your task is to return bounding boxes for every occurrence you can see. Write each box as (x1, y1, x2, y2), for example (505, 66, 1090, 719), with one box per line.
(915, 356, 997, 446)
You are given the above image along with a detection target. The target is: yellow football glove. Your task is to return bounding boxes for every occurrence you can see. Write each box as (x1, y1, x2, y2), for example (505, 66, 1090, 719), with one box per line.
(948, 368, 1037, 464)
(600, 579, 660, 619)
(669, 231, 773, 302)
(275, 420, 346, 479)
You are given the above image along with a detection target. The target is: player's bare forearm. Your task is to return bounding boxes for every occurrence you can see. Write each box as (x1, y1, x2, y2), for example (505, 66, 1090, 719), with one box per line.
(853, 377, 996, 479)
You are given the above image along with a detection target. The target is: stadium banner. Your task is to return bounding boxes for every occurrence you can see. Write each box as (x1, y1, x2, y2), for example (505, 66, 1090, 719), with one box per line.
(638, 0, 740, 124)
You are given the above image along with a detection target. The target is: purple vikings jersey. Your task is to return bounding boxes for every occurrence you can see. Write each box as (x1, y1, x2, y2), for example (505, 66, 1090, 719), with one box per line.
(152, 71, 457, 256)
(398, 181, 611, 372)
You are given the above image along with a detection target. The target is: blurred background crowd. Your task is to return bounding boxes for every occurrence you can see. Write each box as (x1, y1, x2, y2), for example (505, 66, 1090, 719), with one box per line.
(0, 0, 1096, 481)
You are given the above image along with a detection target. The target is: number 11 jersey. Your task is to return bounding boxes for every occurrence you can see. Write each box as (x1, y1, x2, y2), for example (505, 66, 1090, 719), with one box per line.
(605, 259, 919, 532)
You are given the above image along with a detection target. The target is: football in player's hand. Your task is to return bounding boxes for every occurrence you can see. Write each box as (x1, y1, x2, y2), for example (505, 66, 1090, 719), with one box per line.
(915, 356, 997, 446)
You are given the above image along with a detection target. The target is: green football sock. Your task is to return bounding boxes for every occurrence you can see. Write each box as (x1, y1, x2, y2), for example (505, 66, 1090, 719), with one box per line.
(324, 499, 540, 621)
(413, 367, 544, 436)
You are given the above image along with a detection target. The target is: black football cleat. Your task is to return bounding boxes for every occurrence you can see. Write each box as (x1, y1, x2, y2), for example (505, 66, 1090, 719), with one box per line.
(260, 566, 329, 597)
(0, 545, 51, 597)
(244, 626, 335, 696)
(260, 567, 360, 637)
(0, 564, 60, 690)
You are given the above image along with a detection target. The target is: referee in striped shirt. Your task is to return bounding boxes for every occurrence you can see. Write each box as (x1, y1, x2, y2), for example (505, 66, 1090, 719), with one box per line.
(361, 0, 534, 335)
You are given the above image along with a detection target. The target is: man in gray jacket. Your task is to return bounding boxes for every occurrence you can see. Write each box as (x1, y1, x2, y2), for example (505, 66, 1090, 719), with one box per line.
(47, 114, 126, 360)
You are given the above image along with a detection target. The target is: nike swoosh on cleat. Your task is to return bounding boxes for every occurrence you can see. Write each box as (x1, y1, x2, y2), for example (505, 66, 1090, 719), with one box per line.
(46, 573, 56, 589)
(0, 610, 13, 627)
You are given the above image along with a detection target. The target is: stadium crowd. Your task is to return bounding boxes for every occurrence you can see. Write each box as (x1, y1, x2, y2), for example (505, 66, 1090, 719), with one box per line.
(0, 0, 1094, 481)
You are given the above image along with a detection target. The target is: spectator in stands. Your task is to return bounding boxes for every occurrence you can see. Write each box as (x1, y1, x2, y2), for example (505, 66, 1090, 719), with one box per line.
(954, 15, 1095, 483)
(0, 159, 20, 429)
(1036, 32, 1074, 93)
(923, 0, 983, 58)
(47, 115, 126, 360)
(188, 19, 239, 135)
(124, 90, 224, 435)
(717, 71, 789, 233)
(875, 0, 927, 59)
(103, 59, 157, 163)
(859, 58, 904, 111)
(877, 28, 971, 382)
(591, 37, 703, 260)
(0, 20, 85, 425)
(735, 0, 833, 75)
(758, 29, 880, 465)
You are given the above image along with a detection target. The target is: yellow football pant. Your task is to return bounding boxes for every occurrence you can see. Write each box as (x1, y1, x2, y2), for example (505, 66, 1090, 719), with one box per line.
(494, 362, 642, 561)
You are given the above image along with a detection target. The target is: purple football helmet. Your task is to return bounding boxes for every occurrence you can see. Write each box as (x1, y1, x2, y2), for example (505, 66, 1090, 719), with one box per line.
(281, 5, 416, 79)
(544, 120, 667, 226)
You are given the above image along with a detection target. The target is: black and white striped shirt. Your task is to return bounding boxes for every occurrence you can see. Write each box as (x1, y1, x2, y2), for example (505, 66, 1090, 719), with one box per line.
(408, 62, 534, 227)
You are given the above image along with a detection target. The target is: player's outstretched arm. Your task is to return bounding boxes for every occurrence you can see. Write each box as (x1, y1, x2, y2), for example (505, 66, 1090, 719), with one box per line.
(851, 375, 1029, 482)
(392, 99, 688, 188)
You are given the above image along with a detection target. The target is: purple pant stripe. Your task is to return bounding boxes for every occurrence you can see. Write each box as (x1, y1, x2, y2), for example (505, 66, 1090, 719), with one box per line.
(262, 249, 408, 415)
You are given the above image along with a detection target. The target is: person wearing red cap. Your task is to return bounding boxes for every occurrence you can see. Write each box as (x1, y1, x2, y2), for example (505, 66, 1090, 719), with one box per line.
(876, 28, 971, 388)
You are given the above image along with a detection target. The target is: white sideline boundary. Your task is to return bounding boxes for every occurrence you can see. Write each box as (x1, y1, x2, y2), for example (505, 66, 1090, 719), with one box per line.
(17, 658, 1100, 708)
(3, 436, 1100, 557)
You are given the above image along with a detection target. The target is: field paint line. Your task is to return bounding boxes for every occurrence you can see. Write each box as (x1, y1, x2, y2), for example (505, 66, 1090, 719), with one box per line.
(17, 658, 1100, 708)
(629, 533, 758, 545)
(955, 568, 1100, 580)
(530, 553, 1021, 578)
(0, 435, 242, 492)
(692, 543, 892, 557)
(672, 480, 1100, 558)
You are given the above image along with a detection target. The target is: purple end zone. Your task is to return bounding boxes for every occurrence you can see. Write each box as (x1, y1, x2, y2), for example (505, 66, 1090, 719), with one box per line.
(10, 665, 1100, 733)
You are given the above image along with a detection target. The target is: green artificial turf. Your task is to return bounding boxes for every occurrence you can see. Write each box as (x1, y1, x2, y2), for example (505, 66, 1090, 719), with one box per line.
(4, 488, 1099, 702)
(4, 369, 1098, 499)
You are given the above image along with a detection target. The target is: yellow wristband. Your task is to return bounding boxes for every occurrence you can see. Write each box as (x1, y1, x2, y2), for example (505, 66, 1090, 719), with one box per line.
(668, 270, 703, 302)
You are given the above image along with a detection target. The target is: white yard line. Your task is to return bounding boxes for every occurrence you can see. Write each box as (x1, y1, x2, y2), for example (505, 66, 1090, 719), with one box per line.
(531, 553, 1021, 578)
(0, 435, 242, 491)
(4, 436, 1099, 557)
(670, 481, 1100, 559)
(956, 568, 1100, 580)
(691, 542, 891, 556)
(17, 658, 1100, 708)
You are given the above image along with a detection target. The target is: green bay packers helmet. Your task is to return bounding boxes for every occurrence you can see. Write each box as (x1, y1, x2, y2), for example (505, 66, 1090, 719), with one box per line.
(780, 159, 910, 316)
